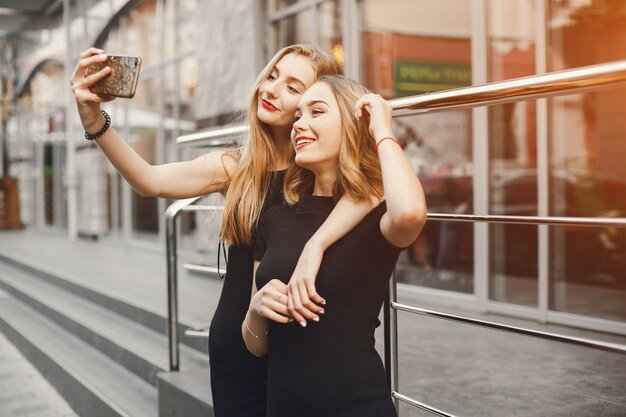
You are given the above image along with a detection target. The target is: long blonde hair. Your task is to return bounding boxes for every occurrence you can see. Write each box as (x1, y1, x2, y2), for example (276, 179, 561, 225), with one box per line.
(284, 75, 384, 205)
(221, 45, 343, 246)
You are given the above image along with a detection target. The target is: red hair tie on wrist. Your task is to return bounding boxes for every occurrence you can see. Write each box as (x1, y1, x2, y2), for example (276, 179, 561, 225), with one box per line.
(376, 137, 401, 152)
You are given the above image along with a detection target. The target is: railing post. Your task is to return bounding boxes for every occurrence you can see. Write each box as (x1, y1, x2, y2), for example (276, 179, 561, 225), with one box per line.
(387, 270, 399, 410)
(165, 196, 201, 371)
(165, 204, 180, 371)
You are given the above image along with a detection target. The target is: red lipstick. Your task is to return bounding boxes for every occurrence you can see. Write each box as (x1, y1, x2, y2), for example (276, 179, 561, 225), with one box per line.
(261, 99, 279, 111)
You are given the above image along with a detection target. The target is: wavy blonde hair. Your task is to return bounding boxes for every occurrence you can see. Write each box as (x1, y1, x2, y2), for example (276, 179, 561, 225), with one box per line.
(284, 75, 384, 205)
(221, 45, 343, 246)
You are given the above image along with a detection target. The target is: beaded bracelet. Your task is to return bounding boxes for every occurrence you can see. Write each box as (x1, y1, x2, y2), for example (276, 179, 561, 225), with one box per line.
(244, 319, 269, 339)
(376, 136, 401, 152)
(84, 109, 111, 141)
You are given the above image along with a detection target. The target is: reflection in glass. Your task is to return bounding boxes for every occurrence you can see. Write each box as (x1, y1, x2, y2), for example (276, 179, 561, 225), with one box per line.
(277, 10, 313, 48)
(319, 1, 342, 61)
(362, 0, 474, 293)
(547, 0, 626, 321)
(487, 0, 538, 306)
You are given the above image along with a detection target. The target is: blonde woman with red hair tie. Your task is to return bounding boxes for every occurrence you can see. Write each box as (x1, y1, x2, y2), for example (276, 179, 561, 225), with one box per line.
(244, 75, 427, 417)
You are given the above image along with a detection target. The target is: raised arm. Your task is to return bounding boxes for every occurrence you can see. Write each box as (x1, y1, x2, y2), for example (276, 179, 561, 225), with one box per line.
(356, 93, 427, 248)
(71, 47, 236, 199)
(242, 262, 290, 357)
(286, 196, 377, 326)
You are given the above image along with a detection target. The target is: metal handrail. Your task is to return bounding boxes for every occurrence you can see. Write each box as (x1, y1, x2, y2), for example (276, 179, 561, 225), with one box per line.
(173, 59, 626, 146)
(164, 59, 626, 417)
(391, 59, 626, 116)
(165, 196, 201, 371)
(176, 125, 245, 146)
(427, 213, 626, 227)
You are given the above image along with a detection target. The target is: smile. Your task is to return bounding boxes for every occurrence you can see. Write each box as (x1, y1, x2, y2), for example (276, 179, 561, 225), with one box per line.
(294, 136, 316, 150)
(261, 99, 279, 111)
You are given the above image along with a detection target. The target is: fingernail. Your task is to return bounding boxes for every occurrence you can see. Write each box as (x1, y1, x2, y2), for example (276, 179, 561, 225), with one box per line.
(299, 321, 306, 327)
(313, 317, 319, 322)
(100, 54, 107, 59)
(321, 300, 326, 305)
(319, 310, 324, 314)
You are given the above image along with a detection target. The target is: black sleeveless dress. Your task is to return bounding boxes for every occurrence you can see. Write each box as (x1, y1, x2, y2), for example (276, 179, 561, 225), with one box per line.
(208, 170, 285, 417)
(254, 196, 400, 417)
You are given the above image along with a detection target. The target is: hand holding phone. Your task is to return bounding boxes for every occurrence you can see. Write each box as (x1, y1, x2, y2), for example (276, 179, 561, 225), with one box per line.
(85, 54, 142, 98)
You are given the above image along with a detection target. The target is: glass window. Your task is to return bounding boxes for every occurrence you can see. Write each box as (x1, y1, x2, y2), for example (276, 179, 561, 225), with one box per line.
(487, 0, 538, 306)
(547, 0, 626, 321)
(318, 1, 342, 57)
(362, 0, 474, 294)
(273, 1, 343, 66)
(277, 9, 314, 48)
(124, 0, 159, 69)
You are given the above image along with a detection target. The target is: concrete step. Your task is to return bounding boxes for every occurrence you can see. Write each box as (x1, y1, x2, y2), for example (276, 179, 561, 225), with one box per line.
(0, 291, 158, 417)
(0, 249, 208, 353)
(0, 260, 210, 387)
(158, 369, 214, 417)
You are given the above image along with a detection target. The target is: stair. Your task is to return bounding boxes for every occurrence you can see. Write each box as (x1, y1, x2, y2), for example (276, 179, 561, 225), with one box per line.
(0, 254, 215, 417)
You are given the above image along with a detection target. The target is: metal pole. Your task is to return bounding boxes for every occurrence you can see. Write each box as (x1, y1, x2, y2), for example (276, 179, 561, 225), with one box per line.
(388, 271, 399, 410)
(165, 203, 180, 371)
(0, 39, 5, 177)
(175, 60, 626, 148)
(165, 196, 200, 371)
(63, 0, 78, 239)
(390, 59, 626, 116)
(391, 302, 626, 355)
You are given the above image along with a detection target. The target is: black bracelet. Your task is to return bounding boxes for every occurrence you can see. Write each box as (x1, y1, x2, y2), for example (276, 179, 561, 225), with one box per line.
(84, 110, 111, 141)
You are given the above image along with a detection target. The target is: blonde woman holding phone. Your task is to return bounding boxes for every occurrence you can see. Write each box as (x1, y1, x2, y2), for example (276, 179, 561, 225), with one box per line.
(71, 45, 375, 417)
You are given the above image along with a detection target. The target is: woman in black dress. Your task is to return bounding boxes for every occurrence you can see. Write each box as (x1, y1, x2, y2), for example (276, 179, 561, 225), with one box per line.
(71, 45, 375, 417)
(243, 75, 427, 417)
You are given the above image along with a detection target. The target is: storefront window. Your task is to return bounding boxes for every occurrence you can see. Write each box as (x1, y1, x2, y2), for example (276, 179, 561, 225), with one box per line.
(277, 9, 314, 47)
(362, 0, 474, 294)
(487, 0, 538, 306)
(547, 0, 626, 321)
(28, 65, 67, 230)
(318, 1, 341, 58)
(273, 1, 342, 55)
(125, 0, 159, 69)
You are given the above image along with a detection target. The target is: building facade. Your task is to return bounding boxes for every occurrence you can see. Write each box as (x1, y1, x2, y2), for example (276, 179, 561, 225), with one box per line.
(2, 0, 625, 335)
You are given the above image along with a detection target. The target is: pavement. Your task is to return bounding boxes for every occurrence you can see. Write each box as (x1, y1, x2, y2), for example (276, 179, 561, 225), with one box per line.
(0, 228, 625, 417)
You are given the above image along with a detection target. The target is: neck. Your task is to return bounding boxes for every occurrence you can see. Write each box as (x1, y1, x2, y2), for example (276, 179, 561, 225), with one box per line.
(312, 168, 337, 197)
(271, 125, 292, 170)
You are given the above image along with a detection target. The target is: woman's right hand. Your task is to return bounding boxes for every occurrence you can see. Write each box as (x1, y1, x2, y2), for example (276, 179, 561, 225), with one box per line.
(70, 47, 115, 133)
(249, 279, 291, 324)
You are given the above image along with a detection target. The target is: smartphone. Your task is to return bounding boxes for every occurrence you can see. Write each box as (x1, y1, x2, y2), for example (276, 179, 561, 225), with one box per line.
(86, 54, 142, 98)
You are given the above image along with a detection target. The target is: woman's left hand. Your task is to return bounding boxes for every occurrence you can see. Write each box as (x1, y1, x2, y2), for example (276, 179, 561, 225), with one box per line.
(355, 93, 393, 140)
(286, 241, 326, 327)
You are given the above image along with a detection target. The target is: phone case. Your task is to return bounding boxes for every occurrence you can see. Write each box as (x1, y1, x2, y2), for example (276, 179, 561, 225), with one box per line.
(86, 55, 142, 98)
